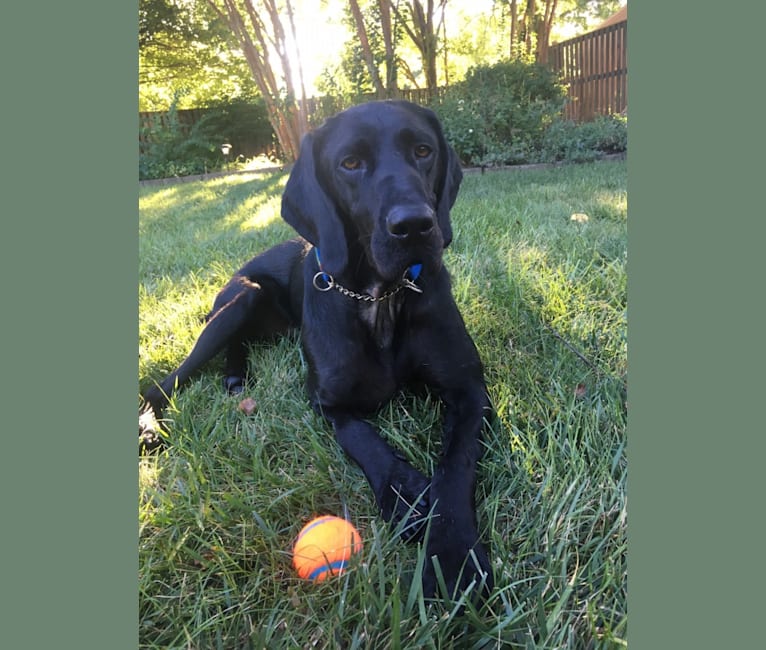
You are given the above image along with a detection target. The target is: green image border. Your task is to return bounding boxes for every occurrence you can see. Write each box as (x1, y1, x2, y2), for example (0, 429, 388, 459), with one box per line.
(629, 2, 764, 648)
(2, 3, 138, 648)
(4, 1, 764, 647)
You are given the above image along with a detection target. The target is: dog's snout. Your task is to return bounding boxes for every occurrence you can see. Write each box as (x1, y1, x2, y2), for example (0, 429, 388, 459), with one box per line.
(386, 207, 435, 240)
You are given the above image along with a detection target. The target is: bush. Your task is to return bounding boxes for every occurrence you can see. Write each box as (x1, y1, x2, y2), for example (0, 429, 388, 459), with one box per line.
(139, 97, 275, 181)
(195, 98, 275, 161)
(432, 60, 567, 167)
(540, 114, 627, 164)
(139, 103, 221, 180)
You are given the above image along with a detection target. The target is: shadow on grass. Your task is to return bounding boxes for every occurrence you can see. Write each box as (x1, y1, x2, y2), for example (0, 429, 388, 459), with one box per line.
(139, 169, 294, 285)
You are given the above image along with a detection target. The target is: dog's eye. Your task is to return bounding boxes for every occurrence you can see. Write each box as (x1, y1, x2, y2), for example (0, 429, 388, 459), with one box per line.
(414, 144, 432, 159)
(340, 156, 362, 171)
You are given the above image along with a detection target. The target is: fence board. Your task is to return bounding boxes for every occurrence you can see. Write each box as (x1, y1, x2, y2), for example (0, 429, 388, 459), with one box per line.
(548, 20, 627, 121)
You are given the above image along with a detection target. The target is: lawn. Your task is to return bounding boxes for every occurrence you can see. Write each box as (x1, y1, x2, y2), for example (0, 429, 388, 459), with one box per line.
(139, 159, 627, 648)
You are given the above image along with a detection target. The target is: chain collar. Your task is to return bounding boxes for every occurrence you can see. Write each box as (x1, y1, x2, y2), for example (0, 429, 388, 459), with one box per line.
(312, 248, 423, 302)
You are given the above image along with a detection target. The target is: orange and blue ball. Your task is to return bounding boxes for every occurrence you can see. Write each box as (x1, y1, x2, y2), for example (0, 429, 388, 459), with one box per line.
(292, 515, 363, 582)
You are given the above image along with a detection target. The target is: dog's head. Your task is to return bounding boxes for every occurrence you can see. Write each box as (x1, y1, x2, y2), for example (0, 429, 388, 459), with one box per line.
(281, 100, 462, 283)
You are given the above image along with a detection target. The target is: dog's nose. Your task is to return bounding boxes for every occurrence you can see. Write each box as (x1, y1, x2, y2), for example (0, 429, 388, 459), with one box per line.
(386, 206, 435, 240)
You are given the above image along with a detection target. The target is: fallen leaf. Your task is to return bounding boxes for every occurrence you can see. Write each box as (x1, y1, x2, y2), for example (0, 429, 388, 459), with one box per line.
(238, 397, 257, 415)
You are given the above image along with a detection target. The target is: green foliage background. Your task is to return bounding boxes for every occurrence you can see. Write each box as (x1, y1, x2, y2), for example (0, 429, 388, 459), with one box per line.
(140, 96, 276, 180)
(433, 59, 568, 167)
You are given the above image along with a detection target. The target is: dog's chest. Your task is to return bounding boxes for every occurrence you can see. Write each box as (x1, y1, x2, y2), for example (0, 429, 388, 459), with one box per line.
(358, 295, 404, 349)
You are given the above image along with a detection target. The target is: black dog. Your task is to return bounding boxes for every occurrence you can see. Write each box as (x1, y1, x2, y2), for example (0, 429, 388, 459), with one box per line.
(140, 100, 494, 600)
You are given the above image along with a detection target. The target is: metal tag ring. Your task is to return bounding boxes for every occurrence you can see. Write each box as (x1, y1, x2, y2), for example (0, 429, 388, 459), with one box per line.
(312, 271, 334, 292)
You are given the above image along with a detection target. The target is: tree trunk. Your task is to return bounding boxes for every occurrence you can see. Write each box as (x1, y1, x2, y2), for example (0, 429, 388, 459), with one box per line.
(391, 0, 445, 101)
(378, 0, 397, 94)
(207, 0, 307, 162)
(524, 0, 536, 58)
(536, 0, 558, 64)
(348, 0, 386, 96)
(284, 0, 309, 134)
(441, 10, 448, 88)
(509, 0, 518, 58)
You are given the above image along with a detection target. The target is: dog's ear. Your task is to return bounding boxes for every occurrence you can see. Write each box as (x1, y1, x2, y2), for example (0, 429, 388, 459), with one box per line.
(281, 132, 348, 275)
(435, 143, 462, 248)
(425, 110, 462, 249)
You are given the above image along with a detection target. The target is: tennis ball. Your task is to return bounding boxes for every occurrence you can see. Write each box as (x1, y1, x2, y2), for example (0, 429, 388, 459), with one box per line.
(292, 515, 363, 582)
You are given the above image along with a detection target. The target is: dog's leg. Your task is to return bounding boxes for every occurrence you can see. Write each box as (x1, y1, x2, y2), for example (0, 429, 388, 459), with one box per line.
(140, 278, 291, 453)
(422, 382, 494, 600)
(142, 280, 259, 415)
(222, 339, 250, 395)
(322, 408, 431, 541)
(406, 297, 495, 601)
(139, 240, 307, 453)
(139, 285, 256, 452)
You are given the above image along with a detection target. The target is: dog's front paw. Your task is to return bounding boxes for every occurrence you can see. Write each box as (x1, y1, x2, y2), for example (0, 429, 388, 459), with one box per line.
(420, 479, 494, 602)
(422, 530, 493, 602)
(223, 375, 246, 395)
(139, 408, 165, 455)
(378, 457, 431, 542)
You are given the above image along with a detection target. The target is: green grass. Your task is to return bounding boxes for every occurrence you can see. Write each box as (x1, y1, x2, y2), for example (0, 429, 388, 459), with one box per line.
(139, 160, 627, 649)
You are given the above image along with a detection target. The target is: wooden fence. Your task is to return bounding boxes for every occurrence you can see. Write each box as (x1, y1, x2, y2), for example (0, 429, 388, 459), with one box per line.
(139, 106, 277, 159)
(139, 108, 208, 155)
(548, 19, 627, 122)
(299, 87, 438, 127)
(139, 88, 437, 156)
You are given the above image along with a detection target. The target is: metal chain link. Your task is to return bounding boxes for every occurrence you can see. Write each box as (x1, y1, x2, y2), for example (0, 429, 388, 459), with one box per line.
(312, 270, 421, 302)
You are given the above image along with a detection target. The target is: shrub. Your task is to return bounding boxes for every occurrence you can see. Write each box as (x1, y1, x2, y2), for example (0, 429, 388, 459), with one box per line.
(139, 101, 222, 180)
(540, 114, 627, 164)
(139, 97, 275, 181)
(432, 60, 567, 167)
(195, 98, 275, 160)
